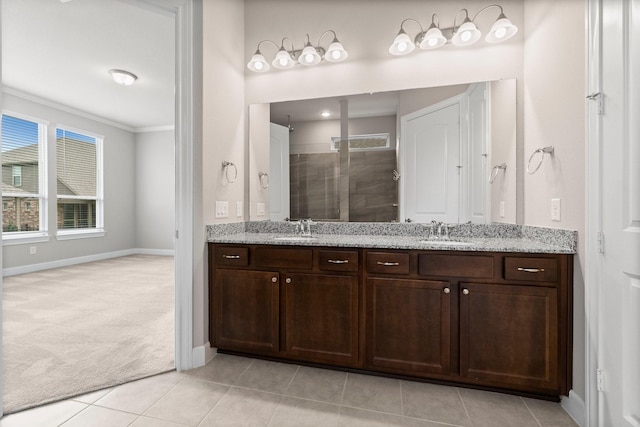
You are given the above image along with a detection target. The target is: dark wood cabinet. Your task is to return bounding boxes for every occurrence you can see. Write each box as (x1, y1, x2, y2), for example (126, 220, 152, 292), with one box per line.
(209, 243, 572, 399)
(213, 268, 280, 355)
(285, 272, 359, 366)
(366, 277, 451, 376)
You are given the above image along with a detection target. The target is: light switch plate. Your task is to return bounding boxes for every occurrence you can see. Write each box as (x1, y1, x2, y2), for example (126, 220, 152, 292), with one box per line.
(499, 201, 505, 218)
(215, 201, 229, 218)
(551, 198, 561, 221)
(236, 201, 243, 218)
(257, 202, 266, 216)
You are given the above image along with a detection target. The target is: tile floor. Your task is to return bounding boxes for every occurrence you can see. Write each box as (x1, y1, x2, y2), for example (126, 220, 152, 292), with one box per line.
(0, 354, 579, 427)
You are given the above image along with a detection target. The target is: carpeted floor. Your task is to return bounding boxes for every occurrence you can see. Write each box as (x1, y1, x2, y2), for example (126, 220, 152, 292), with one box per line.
(2, 254, 175, 414)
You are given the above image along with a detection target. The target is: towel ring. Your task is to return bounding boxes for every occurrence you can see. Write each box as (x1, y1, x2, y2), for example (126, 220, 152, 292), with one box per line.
(258, 172, 269, 189)
(489, 163, 507, 184)
(527, 146, 554, 175)
(222, 161, 237, 183)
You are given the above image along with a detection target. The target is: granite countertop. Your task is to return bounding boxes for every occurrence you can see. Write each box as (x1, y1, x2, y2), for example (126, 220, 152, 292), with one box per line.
(208, 229, 576, 254)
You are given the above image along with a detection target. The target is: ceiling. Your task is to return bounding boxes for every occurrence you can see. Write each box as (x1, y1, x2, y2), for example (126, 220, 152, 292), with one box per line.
(1, 0, 176, 131)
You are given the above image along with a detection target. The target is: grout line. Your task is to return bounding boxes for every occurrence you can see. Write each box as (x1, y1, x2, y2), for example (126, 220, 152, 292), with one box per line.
(456, 387, 473, 426)
(283, 365, 301, 396)
(521, 396, 544, 427)
(265, 393, 286, 427)
(338, 404, 464, 427)
(195, 386, 233, 427)
(53, 402, 93, 427)
(399, 380, 405, 416)
(339, 372, 349, 404)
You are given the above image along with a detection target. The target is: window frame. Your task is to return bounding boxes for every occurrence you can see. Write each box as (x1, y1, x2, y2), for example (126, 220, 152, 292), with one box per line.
(1, 110, 49, 243)
(54, 124, 104, 239)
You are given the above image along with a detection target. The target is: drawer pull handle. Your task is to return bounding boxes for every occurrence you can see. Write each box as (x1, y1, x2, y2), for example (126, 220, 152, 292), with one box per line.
(462, 288, 470, 295)
(222, 255, 240, 259)
(285, 278, 292, 284)
(443, 287, 450, 294)
(377, 262, 400, 266)
(328, 259, 349, 264)
(517, 267, 545, 273)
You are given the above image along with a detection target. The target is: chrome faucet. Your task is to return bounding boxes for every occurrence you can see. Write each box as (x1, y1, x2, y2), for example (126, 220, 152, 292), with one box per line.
(294, 218, 313, 237)
(428, 221, 449, 240)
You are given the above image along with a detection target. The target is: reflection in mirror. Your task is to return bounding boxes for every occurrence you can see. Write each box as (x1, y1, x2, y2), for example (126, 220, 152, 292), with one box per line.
(249, 80, 516, 224)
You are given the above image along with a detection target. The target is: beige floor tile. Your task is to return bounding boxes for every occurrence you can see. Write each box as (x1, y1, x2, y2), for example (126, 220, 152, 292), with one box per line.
(523, 398, 579, 427)
(285, 366, 347, 404)
(0, 400, 87, 427)
(341, 373, 403, 415)
(234, 359, 299, 394)
(401, 381, 471, 426)
(185, 354, 254, 385)
(337, 407, 447, 427)
(458, 388, 539, 427)
(71, 387, 113, 404)
(94, 373, 184, 414)
(199, 387, 282, 427)
(268, 396, 340, 427)
(60, 405, 138, 427)
(144, 378, 229, 426)
(131, 416, 191, 427)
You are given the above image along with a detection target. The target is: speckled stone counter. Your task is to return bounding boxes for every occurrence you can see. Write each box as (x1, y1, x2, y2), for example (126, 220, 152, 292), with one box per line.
(207, 222, 576, 254)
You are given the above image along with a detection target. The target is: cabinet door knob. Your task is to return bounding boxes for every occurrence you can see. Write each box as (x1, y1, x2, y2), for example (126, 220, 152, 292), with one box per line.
(462, 288, 469, 295)
(443, 287, 450, 294)
(271, 277, 277, 283)
(285, 278, 292, 284)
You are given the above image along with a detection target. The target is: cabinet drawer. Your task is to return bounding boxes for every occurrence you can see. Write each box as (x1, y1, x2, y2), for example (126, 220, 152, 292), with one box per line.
(254, 246, 313, 269)
(504, 257, 558, 282)
(319, 250, 359, 272)
(366, 252, 410, 275)
(215, 246, 249, 266)
(419, 254, 494, 278)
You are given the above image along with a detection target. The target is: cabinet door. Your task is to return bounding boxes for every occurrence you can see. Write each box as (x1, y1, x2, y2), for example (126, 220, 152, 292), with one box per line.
(366, 278, 451, 376)
(284, 273, 359, 366)
(214, 269, 280, 354)
(459, 283, 559, 392)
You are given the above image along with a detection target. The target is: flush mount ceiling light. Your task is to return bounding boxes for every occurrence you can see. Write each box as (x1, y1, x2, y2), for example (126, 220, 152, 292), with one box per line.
(389, 4, 517, 56)
(109, 69, 138, 86)
(247, 30, 348, 73)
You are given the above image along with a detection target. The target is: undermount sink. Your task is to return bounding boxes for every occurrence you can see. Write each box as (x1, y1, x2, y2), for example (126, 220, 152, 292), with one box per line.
(271, 235, 318, 241)
(418, 240, 476, 247)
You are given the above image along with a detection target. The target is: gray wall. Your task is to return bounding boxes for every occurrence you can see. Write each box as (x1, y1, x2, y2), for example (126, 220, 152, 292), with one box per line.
(135, 130, 175, 251)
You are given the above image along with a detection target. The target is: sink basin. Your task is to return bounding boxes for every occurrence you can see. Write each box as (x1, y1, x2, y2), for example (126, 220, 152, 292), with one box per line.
(271, 236, 318, 242)
(418, 240, 475, 247)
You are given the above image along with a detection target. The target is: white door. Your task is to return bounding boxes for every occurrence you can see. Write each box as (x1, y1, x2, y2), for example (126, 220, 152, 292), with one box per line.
(596, 0, 640, 425)
(269, 123, 290, 221)
(401, 102, 460, 223)
(467, 83, 488, 224)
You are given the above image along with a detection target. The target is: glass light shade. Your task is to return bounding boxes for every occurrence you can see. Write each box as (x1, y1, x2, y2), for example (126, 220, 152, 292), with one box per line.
(299, 44, 321, 65)
(388, 30, 415, 56)
(272, 49, 295, 69)
(109, 69, 137, 86)
(451, 19, 481, 46)
(419, 25, 447, 50)
(325, 41, 349, 62)
(247, 52, 270, 72)
(485, 14, 518, 43)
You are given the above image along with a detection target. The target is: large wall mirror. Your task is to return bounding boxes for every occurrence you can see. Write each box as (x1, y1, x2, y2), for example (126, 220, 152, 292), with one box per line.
(249, 79, 517, 224)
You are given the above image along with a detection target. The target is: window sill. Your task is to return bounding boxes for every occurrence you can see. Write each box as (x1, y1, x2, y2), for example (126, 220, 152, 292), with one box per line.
(2, 232, 50, 246)
(56, 229, 105, 241)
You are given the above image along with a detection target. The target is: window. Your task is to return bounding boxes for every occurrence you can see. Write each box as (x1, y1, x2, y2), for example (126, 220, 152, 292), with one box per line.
(56, 127, 103, 232)
(1, 113, 47, 236)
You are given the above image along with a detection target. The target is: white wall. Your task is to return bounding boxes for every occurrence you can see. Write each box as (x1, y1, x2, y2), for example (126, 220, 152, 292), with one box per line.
(200, 0, 245, 346)
(523, 0, 586, 403)
(2, 93, 136, 269)
(135, 130, 175, 251)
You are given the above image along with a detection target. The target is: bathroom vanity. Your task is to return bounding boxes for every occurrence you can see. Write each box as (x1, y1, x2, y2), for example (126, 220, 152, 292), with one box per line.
(207, 223, 575, 400)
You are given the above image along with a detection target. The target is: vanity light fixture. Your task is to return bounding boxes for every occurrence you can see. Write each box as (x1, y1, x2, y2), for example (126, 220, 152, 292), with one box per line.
(247, 30, 348, 73)
(109, 69, 138, 86)
(389, 4, 517, 56)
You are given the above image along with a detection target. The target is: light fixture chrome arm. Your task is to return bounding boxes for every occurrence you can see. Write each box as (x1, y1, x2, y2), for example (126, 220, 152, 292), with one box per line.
(471, 4, 518, 43)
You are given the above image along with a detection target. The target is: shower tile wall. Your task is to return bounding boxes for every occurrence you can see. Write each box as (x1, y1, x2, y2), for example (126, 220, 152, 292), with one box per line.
(289, 150, 398, 222)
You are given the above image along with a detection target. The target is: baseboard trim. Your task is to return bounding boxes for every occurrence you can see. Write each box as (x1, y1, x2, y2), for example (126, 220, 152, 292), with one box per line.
(2, 249, 136, 277)
(134, 248, 175, 256)
(192, 342, 216, 368)
(561, 390, 586, 427)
